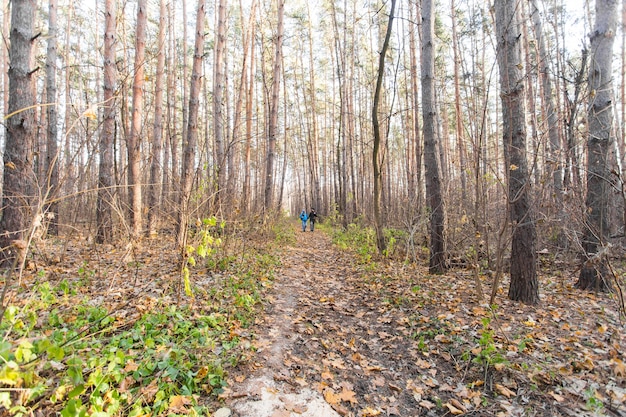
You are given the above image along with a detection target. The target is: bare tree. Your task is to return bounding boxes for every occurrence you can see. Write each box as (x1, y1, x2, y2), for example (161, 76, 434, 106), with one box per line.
(177, 0, 205, 247)
(421, 0, 446, 273)
(495, 0, 539, 304)
(213, 0, 228, 210)
(147, 0, 167, 237)
(96, 0, 117, 244)
(0, 0, 37, 263)
(373, 0, 396, 254)
(576, 0, 619, 291)
(263, 0, 284, 211)
(45, 0, 59, 236)
(127, 0, 147, 238)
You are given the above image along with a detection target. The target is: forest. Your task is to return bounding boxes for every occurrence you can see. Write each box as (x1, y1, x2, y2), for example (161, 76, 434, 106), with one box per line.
(0, 0, 625, 415)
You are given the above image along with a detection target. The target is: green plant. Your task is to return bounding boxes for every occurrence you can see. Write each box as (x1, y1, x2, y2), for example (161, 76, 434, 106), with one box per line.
(469, 317, 508, 381)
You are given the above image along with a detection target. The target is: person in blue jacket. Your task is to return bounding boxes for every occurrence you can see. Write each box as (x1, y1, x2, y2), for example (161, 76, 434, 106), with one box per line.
(299, 210, 308, 232)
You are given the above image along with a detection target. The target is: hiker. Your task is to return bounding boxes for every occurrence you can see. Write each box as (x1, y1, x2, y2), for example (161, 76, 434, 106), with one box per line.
(299, 210, 308, 232)
(308, 208, 318, 232)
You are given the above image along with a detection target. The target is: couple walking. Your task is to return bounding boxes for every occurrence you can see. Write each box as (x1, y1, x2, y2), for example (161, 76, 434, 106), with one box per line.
(299, 208, 318, 232)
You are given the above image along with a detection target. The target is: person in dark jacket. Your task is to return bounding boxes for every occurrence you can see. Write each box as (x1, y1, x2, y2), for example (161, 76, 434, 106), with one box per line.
(308, 208, 318, 232)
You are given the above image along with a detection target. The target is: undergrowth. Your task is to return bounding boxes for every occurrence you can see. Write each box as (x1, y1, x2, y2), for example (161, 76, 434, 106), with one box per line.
(0, 217, 289, 416)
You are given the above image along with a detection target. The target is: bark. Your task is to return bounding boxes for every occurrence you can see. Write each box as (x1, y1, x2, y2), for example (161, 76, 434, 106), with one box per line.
(0, 0, 36, 264)
(213, 0, 228, 209)
(147, 0, 166, 237)
(495, 0, 539, 304)
(127, 0, 147, 238)
(96, 0, 116, 244)
(421, 0, 446, 273)
(177, 0, 205, 248)
(576, 0, 618, 291)
(373, 0, 395, 254)
(530, 0, 564, 240)
(263, 0, 284, 211)
(242, 0, 256, 214)
(451, 0, 467, 205)
(45, 0, 59, 236)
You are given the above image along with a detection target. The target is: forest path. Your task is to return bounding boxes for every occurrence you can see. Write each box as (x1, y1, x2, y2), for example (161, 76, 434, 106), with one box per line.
(227, 226, 423, 417)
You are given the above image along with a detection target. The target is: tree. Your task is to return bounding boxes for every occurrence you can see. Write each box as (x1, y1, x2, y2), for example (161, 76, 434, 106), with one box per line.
(372, 0, 396, 254)
(576, 0, 619, 291)
(0, 0, 37, 264)
(177, 0, 205, 248)
(127, 0, 147, 239)
(96, 0, 116, 244)
(495, 0, 539, 304)
(147, 0, 167, 237)
(263, 0, 284, 211)
(421, 0, 447, 273)
(44, 0, 59, 236)
(530, 0, 564, 241)
(213, 0, 228, 210)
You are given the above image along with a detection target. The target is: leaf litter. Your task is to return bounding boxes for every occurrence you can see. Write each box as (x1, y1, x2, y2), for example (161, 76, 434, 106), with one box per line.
(4, 226, 625, 416)
(225, 229, 626, 417)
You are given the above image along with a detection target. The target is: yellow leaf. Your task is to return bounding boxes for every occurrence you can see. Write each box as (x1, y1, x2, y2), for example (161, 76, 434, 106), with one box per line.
(5, 161, 16, 170)
(510, 164, 519, 171)
(83, 107, 97, 120)
(361, 407, 382, 416)
(196, 366, 208, 379)
(323, 388, 340, 406)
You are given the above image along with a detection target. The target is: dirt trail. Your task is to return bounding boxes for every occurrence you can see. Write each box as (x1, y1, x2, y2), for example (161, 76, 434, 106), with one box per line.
(228, 228, 426, 417)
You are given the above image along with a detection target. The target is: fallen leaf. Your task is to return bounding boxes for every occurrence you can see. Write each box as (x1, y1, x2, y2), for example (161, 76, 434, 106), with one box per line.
(495, 383, 516, 398)
(612, 358, 626, 378)
(419, 399, 435, 410)
(168, 395, 191, 413)
(361, 406, 382, 416)
(339, 386, 358, 405)
(323, 388, 341, 406)
(444, 402, 464, 415)
(549, 391, 565, 402)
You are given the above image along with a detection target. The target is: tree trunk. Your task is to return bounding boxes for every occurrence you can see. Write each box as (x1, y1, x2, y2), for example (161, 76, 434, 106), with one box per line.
(127, 0, 147, 239)
(242, 0, 256, 214)
(576, 0, 618, 291)
(147, 0, 166, 237)
(213, 0, 228, 210)
(421, 0, 446, 273)
(263, 0, 284, 211)
(530, 0, 564, 244)
(177, 0, 205, 248)
(1, 0, 36, 265)
(96, 0, 116, 244)
(373, 0, 395, 254)
(495, 0, 539, 304)
(45, 0, 59, 236)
